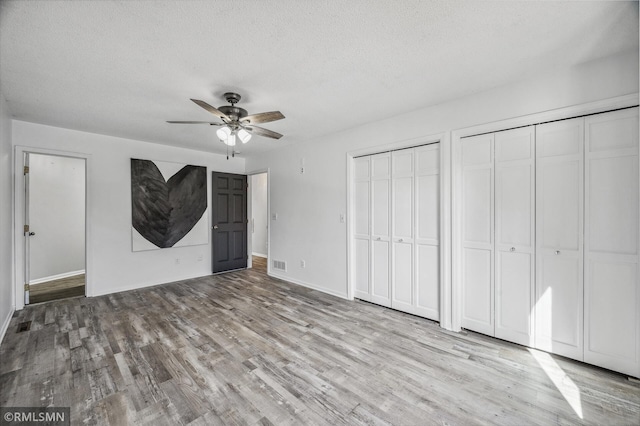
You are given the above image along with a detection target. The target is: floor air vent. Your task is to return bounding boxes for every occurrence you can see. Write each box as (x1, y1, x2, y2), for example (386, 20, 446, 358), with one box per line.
(17, 321, 31, 333)
(273, 260, 287, 271)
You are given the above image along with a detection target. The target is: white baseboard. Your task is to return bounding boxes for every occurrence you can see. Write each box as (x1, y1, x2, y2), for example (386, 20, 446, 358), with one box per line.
(252, 252, 267, 258)
(30, 269, 85, 286)
(268, 272, 349, 300)
(0, 305, 15, 346)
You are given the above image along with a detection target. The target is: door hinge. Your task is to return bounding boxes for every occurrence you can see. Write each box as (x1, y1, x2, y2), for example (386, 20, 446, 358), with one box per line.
(23, 166, 29, 174)
(24, 224, 29, 233)
(24, 283, 30, 291)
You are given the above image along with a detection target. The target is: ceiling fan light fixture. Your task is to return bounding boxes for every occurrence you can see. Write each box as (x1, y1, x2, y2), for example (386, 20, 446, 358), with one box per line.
(216, 126, 231, 140)
(227, 131, 237, 147)
(238, 128, 251, 144)
(216, 126, 236, 146)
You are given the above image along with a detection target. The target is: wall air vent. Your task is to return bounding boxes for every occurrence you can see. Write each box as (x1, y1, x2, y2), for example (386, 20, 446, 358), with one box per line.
(273, 260, 287, 271)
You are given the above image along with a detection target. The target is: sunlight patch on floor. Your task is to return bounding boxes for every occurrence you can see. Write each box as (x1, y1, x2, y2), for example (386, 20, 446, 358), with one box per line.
(529, 348, 583, 419)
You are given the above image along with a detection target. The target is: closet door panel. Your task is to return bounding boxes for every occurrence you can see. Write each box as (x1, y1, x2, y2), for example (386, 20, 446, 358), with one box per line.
(354, 180, 370, 236)
(496, 252, 531, 339)
(495, 127, 534, 346)
(461, 135, 494, 334)
(354, 156, 370, 180)
(393, 242, 413, 305)
(463, 168, 493, 245)
(391, 150, 414, 311)
(539, 160, 581, 251)
(371, 154, 390, 178)
(417, 174, 439, 241)
(536, 118, 584, 360)
(537, 255, 582, 350)
(372, 240, 391, 306)
(372, 180, 390, 237)
(586, 261, 637, 365)
(416, 245, 439, 318)
(584, 108, 639, 377)
(354, 238, 371, 300)
(414, 144, 440, 320)
(353, 157, 371, 301)
(588, 155, 637, 255)
(370, 153, 391, 306)
(393, 176, 413, 239)
(496, 165, 532, 247)
(462, 248, 493, 334)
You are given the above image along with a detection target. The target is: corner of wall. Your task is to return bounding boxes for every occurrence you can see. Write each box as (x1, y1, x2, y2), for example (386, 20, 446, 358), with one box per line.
(0, 89, 16, 344)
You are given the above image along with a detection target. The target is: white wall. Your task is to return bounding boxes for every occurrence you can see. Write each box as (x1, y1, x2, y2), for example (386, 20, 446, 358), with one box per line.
(28, 154, 85, 281)
(0, 91, 14, 341)
(246, 49, 639, 299)
(12, 121, 244, 309)
(251, 173, 268, 257)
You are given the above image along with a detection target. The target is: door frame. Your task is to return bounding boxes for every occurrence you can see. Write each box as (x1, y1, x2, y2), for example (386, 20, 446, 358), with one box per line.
(14, 146, 92, 310)
(246, 168, 270, 273)
(451, 93, 639, 332)
(347, 132, 451, 328)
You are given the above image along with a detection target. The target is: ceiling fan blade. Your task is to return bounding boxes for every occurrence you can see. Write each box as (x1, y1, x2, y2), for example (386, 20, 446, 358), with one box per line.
(240, 111, 285, 125)
(246, 125, 283, 140)
(190, 99, 230, 121)
(166, 120, 224, 125)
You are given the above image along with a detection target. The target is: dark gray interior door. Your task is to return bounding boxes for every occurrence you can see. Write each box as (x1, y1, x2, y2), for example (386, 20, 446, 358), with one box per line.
(212, 172, 248, 273)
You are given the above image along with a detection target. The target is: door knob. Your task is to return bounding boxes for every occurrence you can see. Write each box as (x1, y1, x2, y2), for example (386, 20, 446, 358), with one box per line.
(555, 250, 560, 255)
(398, 238, 404, 242)
(510, 247, 516, 252)
(28, 232, 35, 236)
(213, 225, 219, 230)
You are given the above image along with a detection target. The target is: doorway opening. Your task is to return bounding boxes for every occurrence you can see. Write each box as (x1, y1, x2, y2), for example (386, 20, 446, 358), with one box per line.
(249, 172, 268, 273)
(24, 153, 86, 304)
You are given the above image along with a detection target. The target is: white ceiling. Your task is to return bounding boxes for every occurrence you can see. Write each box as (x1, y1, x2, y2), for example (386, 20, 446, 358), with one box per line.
(1, 1, 637, 157)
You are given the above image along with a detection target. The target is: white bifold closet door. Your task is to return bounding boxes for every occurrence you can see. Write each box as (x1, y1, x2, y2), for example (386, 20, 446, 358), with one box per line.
(353, 144, 440, 321)
(459, 107, 638, 376)
(371, 153, 392, 307)
(494, 127, 535, 346)
(354, 156, 371, 302)
(392, 150, 414, 312)
(460, 134, 494, 335)
(535, 118, 585, 360)
(583, 108, 639, 377)
(392, 145, 440, 320)
(354, 153, 392, 306)
(460, 128, 534, 344)
(414, 145, 440, 320)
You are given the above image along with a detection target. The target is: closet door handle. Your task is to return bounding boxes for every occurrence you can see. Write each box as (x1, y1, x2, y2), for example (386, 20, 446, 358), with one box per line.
(555, 250, 561, 255)
(398, 238, 404, 243)
(375, 237, 381, 241)
(510, 247, 516, 252)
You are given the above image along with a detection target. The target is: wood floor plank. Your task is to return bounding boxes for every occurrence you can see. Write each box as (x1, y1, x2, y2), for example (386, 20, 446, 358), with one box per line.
(1, 259, 639, 425)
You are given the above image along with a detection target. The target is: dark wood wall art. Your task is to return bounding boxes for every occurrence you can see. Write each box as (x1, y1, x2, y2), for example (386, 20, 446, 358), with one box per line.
(131, 159, 207, 251)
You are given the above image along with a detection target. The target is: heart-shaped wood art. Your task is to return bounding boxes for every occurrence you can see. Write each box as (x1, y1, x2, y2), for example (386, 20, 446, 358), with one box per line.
(131, 159, 207, 248)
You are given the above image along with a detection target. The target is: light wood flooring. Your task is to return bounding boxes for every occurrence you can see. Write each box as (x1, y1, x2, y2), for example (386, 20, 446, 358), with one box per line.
(29, 274, 85, 304)
(251, 255, 267, 273)
(1, 264, 639, 425)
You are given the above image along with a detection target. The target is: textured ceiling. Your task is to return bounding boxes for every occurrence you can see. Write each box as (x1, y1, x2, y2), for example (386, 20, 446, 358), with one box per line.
(0, 1, 638, 157)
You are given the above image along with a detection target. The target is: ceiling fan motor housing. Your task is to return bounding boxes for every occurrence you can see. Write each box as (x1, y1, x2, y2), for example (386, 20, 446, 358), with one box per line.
(218, 105, 248, 121)
(219, 93, 247, 121)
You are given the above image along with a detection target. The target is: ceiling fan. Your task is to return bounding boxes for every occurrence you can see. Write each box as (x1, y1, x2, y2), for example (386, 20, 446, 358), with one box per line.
(167, 92, 285, 148)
